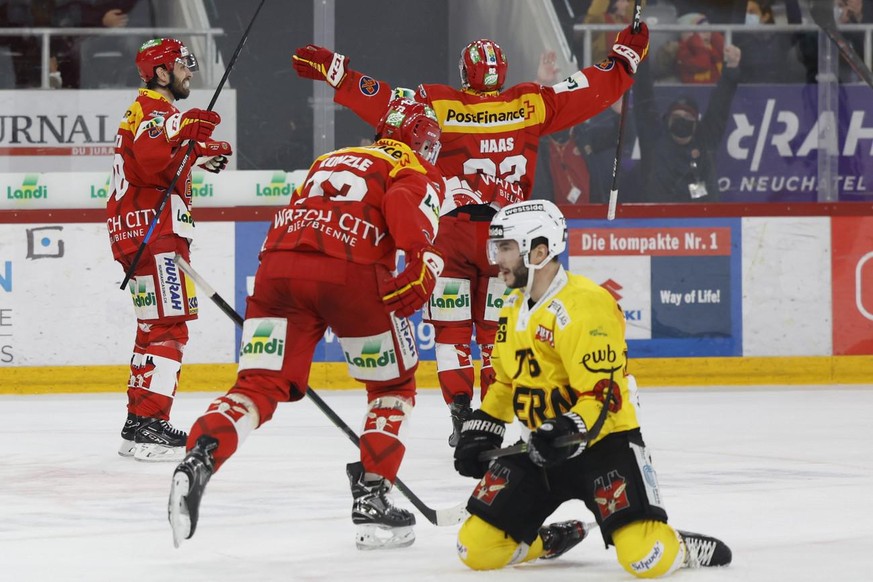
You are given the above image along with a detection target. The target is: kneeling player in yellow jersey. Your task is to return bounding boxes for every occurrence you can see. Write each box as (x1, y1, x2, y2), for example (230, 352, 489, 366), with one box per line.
(452, 200, 731, 577)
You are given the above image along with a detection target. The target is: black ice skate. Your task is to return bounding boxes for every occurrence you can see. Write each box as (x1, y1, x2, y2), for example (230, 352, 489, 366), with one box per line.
(168, 435, 217, 548)
(678, 530, 732, 568)
(134, 417, 187, 462)
(346, 461, 415, 550)
(447, 394, 472, 448)
(118, 412, 141, 457)
(539, 519, 590, 560)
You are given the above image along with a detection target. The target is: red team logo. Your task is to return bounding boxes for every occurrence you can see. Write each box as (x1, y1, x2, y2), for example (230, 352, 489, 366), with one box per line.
(473, 465, 510, 505)
(582, 378, 623, 412)
(593, 470, 630, 520)
(359, 75, 380, 96)
(534, 324, 555, 347)
(594, 58, 615, 71)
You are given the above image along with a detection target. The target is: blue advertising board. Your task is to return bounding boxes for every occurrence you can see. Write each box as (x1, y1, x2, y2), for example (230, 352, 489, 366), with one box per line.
(235, 217, 743, 361)
(609, 84, 873, 202)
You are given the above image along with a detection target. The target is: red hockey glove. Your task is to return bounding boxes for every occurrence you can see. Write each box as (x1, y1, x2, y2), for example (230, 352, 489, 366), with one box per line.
(171, 109, 221, 143)
(379, 246, 444, 317)
(194, 141, 233, 173)
(292, 44, 349, 89)
(609, 22, 649, 74)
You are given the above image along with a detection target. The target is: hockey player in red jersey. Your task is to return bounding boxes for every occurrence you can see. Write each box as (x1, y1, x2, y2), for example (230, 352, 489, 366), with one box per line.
(107, 38, 233, 462)
(292, 25, 648, 447)
(168, 98, 445, 550)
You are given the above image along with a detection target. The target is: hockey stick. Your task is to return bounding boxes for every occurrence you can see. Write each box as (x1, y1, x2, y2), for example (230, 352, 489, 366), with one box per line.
(119, 0, 268, 290)
(808, 0, 873, 89)
(607, 0, 642, 221)
(477, 365, 618, 462)
(173, 254, 469, 527)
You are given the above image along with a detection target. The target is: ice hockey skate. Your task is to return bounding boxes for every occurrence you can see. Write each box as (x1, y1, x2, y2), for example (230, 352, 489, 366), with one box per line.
(678, 530, 732, 568)
(117, 412, 141, 457)
(447, 394, 472, 447)
(539, 519, 590, 560)
(347, 461, 415, 550)
(168, 435, 217, 548)
(133, 417, 187, 462)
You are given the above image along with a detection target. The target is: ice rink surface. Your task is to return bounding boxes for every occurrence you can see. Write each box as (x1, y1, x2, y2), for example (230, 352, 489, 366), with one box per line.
(1, 385, 871, 581)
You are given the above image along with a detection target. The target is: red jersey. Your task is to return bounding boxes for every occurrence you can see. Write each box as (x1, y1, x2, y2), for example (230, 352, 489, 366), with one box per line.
(106, 89, 197, 260)
(333, 60, 633, 208)
(262, 139, 444, 269)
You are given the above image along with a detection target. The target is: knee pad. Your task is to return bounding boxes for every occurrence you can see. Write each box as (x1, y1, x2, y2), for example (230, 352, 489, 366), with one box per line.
(613, 520, 684, 578)
(435, 342, 474, 402)
(144, 320, 190, 361)
(435, 342, 472, 372)
(458, 515, 529, 571)
(231, 375, 286, 425)
(189, 392, 260, 471)
(359, 395, 413, 482)
(363, 395, 412, 439)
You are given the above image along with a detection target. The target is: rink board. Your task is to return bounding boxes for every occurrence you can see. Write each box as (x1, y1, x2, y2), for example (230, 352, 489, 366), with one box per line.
(0, 208, 871, 391)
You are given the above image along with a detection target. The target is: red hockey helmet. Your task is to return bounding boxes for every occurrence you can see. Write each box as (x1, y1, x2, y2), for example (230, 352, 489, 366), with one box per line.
(135, 38, 199, 83)
(459, 39, 507, 92)
(375, 97, 442, 163)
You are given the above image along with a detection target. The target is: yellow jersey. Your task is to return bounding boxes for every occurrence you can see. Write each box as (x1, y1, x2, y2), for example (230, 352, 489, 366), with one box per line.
(482, 267, 640, 446)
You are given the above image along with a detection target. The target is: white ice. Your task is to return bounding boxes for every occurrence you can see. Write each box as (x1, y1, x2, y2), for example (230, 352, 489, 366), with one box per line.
(1, 386, 871, 581)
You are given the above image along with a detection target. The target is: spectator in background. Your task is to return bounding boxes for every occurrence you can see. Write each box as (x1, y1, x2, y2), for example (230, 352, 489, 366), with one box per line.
(833, 0, 873, 82)
(671, 0, 743, 23)
(734, 0, 798, 83)
(584, 0, 634, 62)
(0, 0, 139, 88)
(570, 98, 636, 203)
(534, 49, 593, 205)
(836, 0, 864, 23)
(786, 0, 873, 84)
(633, 43, 742, 202)
(675, 12, 725, 84)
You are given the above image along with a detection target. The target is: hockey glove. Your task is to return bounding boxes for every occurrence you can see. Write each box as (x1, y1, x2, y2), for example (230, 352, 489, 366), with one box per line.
(609, 22, 650, 74)
(171, 109, 221, 143)
(194, 141, 233, 173)
(453, 409, 505, 478)
(379, 246, 444, 318)
(292, 44, 349, 89)
(528, 412, 588, 468)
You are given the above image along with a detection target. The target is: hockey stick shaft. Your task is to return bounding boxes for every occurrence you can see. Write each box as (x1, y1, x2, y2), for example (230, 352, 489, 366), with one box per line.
(173, 255, 468, 527)
(119, 0, 268, 291)
(809, 0, 873, 89)
(477, 365, 619, 462)
(607, 0, 642, 221)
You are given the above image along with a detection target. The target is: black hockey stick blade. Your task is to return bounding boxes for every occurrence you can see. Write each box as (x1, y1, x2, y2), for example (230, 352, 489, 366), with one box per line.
(809, 0, 873, 90)
(173, 254, 468, 527)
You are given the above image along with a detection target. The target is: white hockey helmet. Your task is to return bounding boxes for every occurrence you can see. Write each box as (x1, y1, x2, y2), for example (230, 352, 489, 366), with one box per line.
(487, 200, 567, 268)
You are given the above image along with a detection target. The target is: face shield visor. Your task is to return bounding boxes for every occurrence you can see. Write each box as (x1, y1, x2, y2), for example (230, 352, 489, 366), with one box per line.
(176, 46, 199, 72)
(487, 237, 524, 266)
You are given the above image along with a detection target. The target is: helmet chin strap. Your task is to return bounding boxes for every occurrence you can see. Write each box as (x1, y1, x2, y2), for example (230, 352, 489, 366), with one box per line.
(522, 251, 553, 301)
